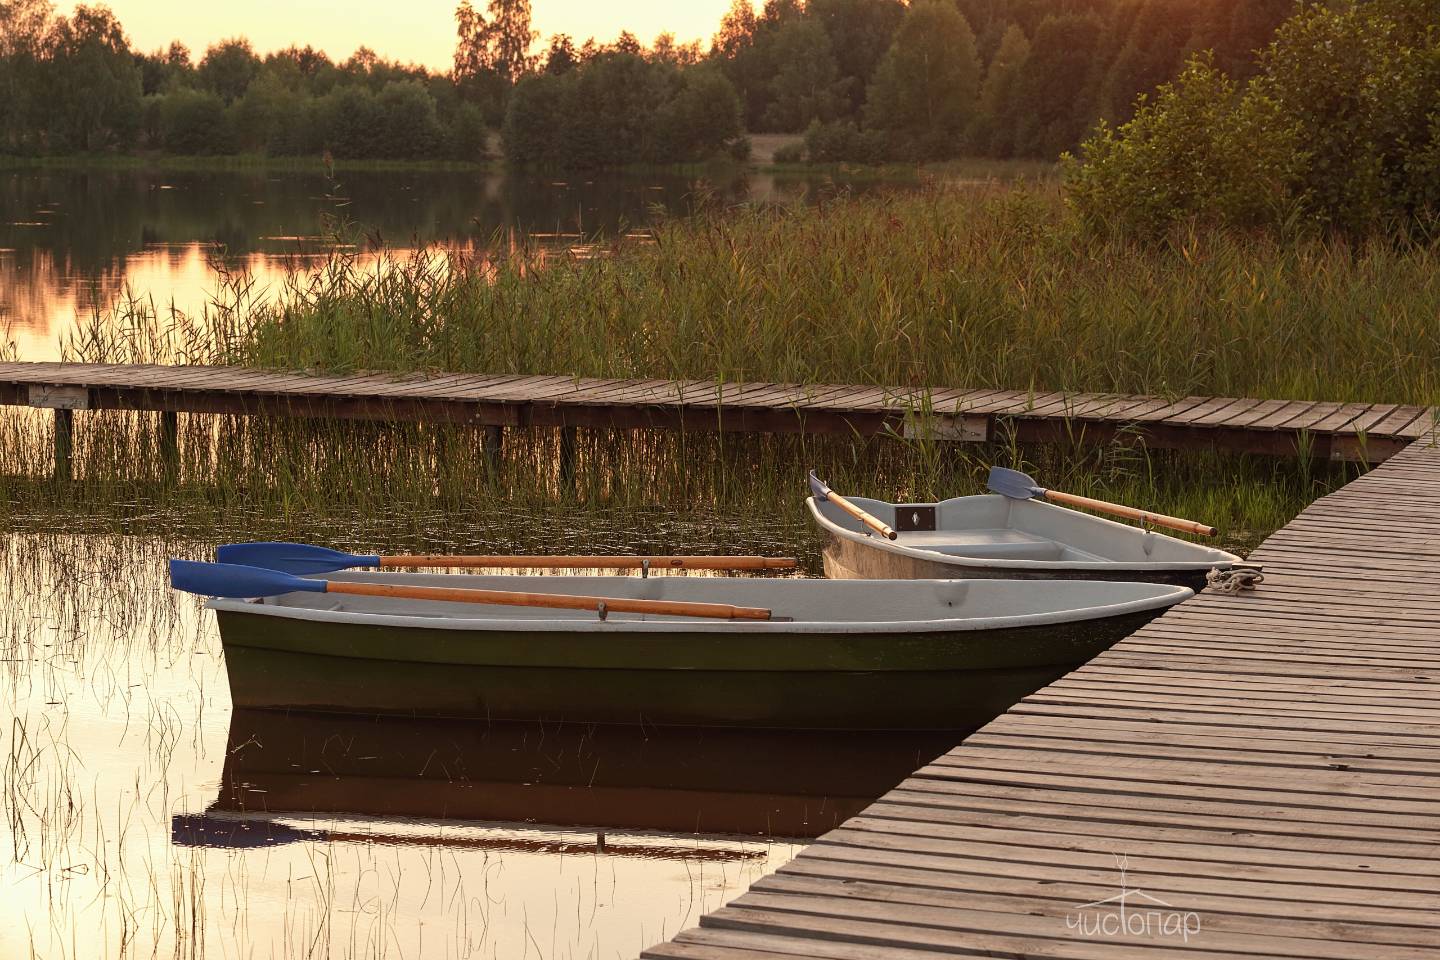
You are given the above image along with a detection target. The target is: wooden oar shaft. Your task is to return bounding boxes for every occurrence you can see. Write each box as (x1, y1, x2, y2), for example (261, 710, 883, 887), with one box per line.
(825, 491, 898, 541)
(377, 555, 796, 571)
(324, 580, 773, 621)
(1043, 490, 1217, 537)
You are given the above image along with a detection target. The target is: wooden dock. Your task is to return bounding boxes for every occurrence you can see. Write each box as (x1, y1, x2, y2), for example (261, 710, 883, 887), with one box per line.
(643, 440, 1440, 959)
(2, 362, 1435, 467)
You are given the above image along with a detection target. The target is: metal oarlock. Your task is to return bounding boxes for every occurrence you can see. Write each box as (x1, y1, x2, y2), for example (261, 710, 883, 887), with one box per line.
(641, 559, 651, 579)
(596, 601, 609, 621)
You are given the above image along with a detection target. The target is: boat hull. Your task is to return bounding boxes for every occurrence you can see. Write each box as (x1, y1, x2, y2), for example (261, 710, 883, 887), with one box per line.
(215, 605, 1163, 731)
(820, 529, 1214, 591)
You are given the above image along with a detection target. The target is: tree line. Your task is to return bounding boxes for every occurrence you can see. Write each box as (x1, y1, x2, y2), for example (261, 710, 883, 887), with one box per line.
(489, 0, 1293, 167)
(0, 0, 488, 160)
(719, 0, 1295, 162)
(0, 0, 1295, 166)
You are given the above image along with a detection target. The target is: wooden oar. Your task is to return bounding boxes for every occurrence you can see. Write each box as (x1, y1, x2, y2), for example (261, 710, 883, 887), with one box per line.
(987, 467, 1217, 537)
(170, 561, 773, 621)
(217, 542, 796, 576)
(808, 471, 897, 540)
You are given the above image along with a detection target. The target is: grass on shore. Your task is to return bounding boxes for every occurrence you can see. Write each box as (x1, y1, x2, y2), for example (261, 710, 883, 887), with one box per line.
(23, 177, 1421, 546)
(67, 180, 1440, 406)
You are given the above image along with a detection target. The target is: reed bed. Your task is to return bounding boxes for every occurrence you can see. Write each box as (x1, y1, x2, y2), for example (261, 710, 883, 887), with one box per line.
(10, 178, 1414, 547)
(0, 403, 1353, 559)
(62, 181, 1440, 405)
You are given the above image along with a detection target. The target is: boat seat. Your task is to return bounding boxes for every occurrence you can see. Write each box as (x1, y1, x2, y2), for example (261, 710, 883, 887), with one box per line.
(896, 528, 1067, 561)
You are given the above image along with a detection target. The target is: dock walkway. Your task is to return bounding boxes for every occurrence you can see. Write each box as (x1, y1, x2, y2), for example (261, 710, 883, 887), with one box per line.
(645, 440, 1440, 959)
(2, 361, 1435, 462)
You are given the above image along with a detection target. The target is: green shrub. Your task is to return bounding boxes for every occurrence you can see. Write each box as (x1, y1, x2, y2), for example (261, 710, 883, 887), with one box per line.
(1067, 0, 1440, 236)
(1065, 56, 1301, 236)
(375, 80, 444, 159)
(771, 141, 806, 164)
(156, 88, 233, 154)
(803, 119, 887, 164)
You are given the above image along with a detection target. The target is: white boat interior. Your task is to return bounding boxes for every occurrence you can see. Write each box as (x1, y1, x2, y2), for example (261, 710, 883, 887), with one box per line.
(809, 493, 1240, 568)
(209, 573, 1192, 632)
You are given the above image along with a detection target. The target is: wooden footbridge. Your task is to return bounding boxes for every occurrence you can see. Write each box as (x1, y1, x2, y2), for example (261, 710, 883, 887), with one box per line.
(1, 363, 1435, 479)
(645, 440, 1440, 959)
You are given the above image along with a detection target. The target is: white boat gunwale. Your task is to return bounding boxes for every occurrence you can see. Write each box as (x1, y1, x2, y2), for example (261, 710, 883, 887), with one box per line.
(206, 573, 1193, 636)
(807, 494, 1244, 572)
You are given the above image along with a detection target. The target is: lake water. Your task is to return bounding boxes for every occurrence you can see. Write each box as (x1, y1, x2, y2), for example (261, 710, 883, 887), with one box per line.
(0, 164, 949, 956)
(0, 529, 954, 958)
(0, 166, 904, 362)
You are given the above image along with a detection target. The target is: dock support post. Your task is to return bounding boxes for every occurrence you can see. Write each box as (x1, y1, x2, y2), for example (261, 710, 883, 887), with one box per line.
(160, 411, 179, 476)
(558, 427, 577, 488)
(53, 408, 73, 482)
(482, 425, 503, 475)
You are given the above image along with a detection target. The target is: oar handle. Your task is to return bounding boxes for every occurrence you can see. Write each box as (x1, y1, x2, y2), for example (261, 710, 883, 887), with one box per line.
(824, 491, 898, 541)
(324, 580, 773, 621)
(378, 555, 796, 571)
(1042, 490, 1216, 537)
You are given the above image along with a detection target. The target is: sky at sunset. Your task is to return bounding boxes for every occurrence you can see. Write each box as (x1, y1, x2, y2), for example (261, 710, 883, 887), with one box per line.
(90, 1, 742, 69)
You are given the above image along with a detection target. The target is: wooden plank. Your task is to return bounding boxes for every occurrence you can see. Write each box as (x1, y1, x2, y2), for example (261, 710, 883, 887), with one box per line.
(1245, 399, 1321, 430)
(959, 390, 1046, 415)
(1216, 397, 1299, 428)
(1184, 396, 1267, 427)
(755, 876, 1440, 948)
(1097, 395, 1199, 422)
(1081, 393, 1152, 418)
(1159, 395, 1248, 425)
(774, 862, 1439, 930)
(1367, 405, 1434, 436)
(1307, 402, 1380, 434)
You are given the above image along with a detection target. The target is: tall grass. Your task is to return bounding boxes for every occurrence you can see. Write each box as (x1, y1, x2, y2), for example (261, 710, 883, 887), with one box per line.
(0, 401, 1355, 560)
(65, 181, 1440, 405)
(27, 179, 1410, 550)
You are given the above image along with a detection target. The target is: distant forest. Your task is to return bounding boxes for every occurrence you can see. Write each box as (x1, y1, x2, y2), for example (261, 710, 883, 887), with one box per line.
(0, 0, 1294, 166)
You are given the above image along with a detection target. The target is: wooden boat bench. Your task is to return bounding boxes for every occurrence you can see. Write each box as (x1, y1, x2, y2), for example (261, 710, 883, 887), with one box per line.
(893, 529, 1079, 561)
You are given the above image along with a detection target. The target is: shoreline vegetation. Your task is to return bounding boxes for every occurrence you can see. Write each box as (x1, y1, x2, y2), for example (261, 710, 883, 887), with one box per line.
(8, 177, 1411, 547)
(64, 184, 1439, 407)
(0, 149, 1056, 183)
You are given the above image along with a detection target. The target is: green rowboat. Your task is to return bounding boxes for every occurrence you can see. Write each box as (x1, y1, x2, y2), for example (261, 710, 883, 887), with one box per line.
(209, 573, 1190, 730)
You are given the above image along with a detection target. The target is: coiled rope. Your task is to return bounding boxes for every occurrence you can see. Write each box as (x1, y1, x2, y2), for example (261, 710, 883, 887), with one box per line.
(1206, 566, 1264, 595)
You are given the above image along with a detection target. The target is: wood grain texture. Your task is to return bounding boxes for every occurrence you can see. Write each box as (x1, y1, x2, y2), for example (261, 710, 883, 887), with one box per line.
(643, 442, 1440, 960)
(1, 362, 1433, 461)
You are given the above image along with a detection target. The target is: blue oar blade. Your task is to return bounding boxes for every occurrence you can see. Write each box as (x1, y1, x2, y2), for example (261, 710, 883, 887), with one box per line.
(169, 560, 326, 598)
(987, 466, 1044, 500)
(807, 470, 829, 501)
(215, 542, 379, 575)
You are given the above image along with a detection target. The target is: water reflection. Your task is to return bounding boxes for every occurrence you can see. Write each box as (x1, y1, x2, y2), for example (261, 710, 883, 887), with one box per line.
(0, 529, 940, 958)
(193, 710, 953, 841)
(0, 166, 908, 360)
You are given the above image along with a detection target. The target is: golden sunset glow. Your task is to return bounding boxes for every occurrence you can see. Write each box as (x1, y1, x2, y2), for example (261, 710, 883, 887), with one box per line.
(84, 1, 743, 69)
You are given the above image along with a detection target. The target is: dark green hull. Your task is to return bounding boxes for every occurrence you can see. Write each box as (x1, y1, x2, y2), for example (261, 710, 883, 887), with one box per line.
(215, 606, 1162, 730)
